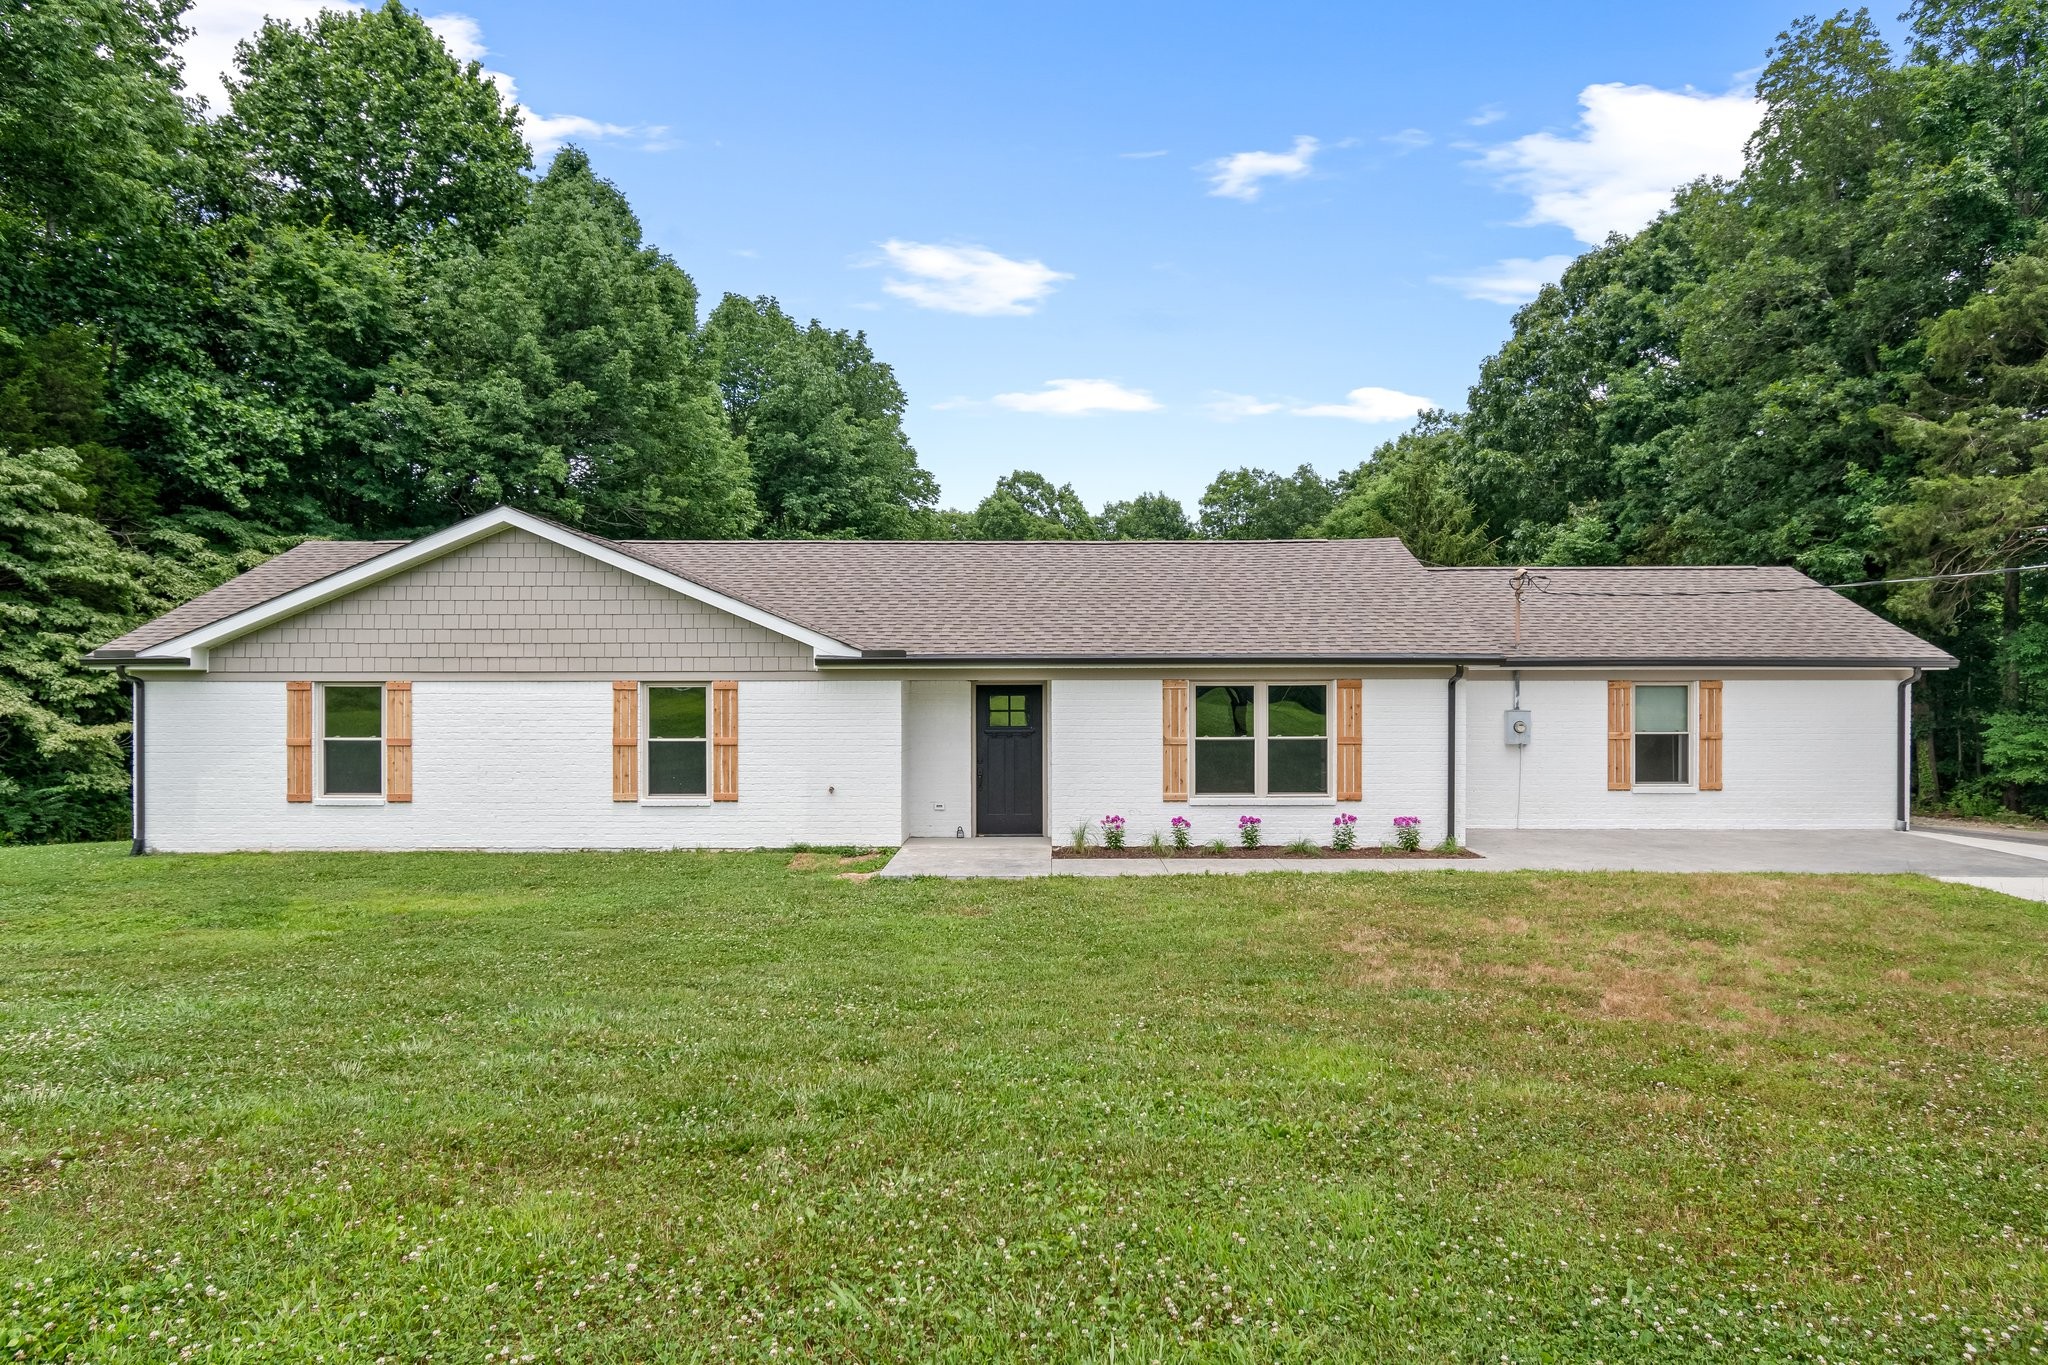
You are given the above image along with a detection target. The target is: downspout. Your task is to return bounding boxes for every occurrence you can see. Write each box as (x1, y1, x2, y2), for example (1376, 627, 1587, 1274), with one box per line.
(119, 668, 145, 856)
(1896, 667, 1923, 831)
(1447, 665, 1465, 847)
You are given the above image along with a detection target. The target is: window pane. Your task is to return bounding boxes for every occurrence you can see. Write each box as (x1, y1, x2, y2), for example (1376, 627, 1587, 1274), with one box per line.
(649, 686, 706, 739)
(987, 694, 1028, 727)
(1194, 738, 1254, 793)
(324, 738, 381, 795)
(1634, 684, 1688, 734)
(1268, 685, 1327, 738)
(1636, 732, 1689, 784)
(649, 739, 707, 795)
(1195, 685, 1253, 738)
(324, 685, 382, 739)
(1268, 738, 1327, 794)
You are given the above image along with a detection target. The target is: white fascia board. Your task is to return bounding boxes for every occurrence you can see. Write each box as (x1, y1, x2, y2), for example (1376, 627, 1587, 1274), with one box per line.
(136, 507, 861, 665)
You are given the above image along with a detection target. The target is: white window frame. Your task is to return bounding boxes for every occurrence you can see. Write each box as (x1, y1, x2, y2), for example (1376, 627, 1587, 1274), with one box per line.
(1630, 680, 1695, 790)
(1190, 681, 1334, 803)
(314, 681, 385, 804)
(642, 682, 713, 805)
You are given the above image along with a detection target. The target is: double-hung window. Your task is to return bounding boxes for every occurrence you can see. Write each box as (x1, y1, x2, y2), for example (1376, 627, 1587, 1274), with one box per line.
(321, 684, 383, 796)
(1633, 683, 1690, 785)
(647, 685, 709, 797)
(1193, 682, 1330, 797)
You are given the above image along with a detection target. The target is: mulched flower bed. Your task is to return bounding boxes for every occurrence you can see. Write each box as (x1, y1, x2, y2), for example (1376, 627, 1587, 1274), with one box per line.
(1054, 845, 1482, 860)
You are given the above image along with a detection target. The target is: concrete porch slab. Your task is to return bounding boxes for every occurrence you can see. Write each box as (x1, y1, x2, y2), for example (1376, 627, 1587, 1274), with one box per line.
(879, 837, 1052, 879)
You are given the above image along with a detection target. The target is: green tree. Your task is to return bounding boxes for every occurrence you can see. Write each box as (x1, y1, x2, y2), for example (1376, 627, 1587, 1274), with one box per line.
(1099, 492, 1194, 540)
(969, 471, 1098, 540)
(1197, 464, 1335, 540)
(1878, 249, 2048, 808)
(372, 149, 754, 537)
(218, 0, 530, 247)
(703, 296, 936, 538)
(0, 0, 194, 340)
(0, 327, 157, 528)
(1318, 418, 1493, 564)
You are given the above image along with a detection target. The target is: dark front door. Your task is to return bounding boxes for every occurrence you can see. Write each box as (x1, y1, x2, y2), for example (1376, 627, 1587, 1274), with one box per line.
(976, 685, 1044, 836)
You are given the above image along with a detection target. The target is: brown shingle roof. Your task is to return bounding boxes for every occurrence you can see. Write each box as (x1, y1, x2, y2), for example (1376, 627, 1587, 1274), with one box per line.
(88, 520, 1955, 668)
(91, 539, 406, 656)
(621, 537, 1493, 659)
(1434, 565, 1954, 666)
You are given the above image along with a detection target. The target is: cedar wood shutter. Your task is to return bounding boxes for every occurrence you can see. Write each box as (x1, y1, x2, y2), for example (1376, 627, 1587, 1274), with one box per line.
(1161, 679, 1188, 801)
(1698, 680, 1724, 791)
(1606, 680, 1632, 791)
(712, 680, 739, 802)
(612, 681, 638, 801)
(384, 681, 413, 802)
(1335, 678, 1363, 802)
(286, 680, 313, 802)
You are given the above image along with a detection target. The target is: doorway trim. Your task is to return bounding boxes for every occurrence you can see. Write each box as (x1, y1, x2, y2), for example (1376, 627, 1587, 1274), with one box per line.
(971, 681, 1048, 837)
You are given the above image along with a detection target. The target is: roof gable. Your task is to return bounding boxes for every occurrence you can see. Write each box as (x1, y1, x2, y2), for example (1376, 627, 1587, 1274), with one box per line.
(90, 508, 856, 664)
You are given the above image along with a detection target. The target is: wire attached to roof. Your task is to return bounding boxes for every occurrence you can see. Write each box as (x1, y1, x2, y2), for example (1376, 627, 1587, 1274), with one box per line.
(1517, 561, 2048, 599)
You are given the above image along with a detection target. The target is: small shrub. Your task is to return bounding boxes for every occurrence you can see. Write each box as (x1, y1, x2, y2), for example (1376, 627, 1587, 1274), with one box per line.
(1392, 815, 1422, 851)
(1285, 836, 1319, 856)
(1331, 812, 1358, 851)
(1238, 815, 1263, 849)
(1206, 837, 1230, 854)
(1434, 835, 1461, 854)
(1147, 831, 1168, 855)
(1070, 820, 1093, 850)
(1100, 814, 1127, 850)
(1170, 815, 1192, 850)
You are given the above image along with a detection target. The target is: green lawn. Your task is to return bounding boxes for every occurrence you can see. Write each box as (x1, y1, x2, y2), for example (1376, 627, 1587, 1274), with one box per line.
(3, 846, 2046, 1362)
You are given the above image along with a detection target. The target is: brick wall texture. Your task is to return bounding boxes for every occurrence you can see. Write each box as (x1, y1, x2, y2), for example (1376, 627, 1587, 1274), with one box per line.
(208, 527, 816, 678)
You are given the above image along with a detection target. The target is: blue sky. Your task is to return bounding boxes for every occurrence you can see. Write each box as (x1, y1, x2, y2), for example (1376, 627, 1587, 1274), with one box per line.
(180, 0, 1883, 512)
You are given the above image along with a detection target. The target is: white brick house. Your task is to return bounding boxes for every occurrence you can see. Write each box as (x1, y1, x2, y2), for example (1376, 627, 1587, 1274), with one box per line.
(87, 507, 1954, 853)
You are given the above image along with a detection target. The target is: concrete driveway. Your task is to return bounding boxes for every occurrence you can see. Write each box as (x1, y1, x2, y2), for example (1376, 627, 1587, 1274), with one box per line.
(1467, 828, 2048, 902)
(1465, 827, 2048, 876)
(881, 827, 2048, 900)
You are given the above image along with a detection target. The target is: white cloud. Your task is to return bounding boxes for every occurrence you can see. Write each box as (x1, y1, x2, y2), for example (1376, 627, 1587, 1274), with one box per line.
(1293, 386, 1436, 423)
(1480, 82, 1759, 244)
(175, 0, 337, 111)
(1467, 103, 1506, 127)
(1119, 149, 1169, 159)
(1430, 254, 1575, 305)
(175, 1, 664, 156)
(874, 240, 1071, 316)
(992, 380, 1161, 416)
(1206, 135, 1319, 201)
(1382, 128, 1431, 152)
(1202, 392, 1283, 421)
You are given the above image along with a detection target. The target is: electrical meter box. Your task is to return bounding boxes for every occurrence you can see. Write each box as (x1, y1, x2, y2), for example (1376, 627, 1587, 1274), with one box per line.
(1504, 709, 1533, 746)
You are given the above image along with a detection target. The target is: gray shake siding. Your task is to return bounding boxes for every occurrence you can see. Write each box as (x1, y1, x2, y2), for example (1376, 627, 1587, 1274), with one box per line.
(207, 528, 817, 679)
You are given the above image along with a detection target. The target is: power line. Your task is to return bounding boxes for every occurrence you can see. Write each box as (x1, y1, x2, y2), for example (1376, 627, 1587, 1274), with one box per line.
(1515, 561, 2048, 600)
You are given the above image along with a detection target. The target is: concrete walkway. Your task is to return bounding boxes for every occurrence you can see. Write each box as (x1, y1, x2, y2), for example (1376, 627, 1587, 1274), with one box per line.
(878, 828, 2048, 900)
(879, 837, 1052, 878)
